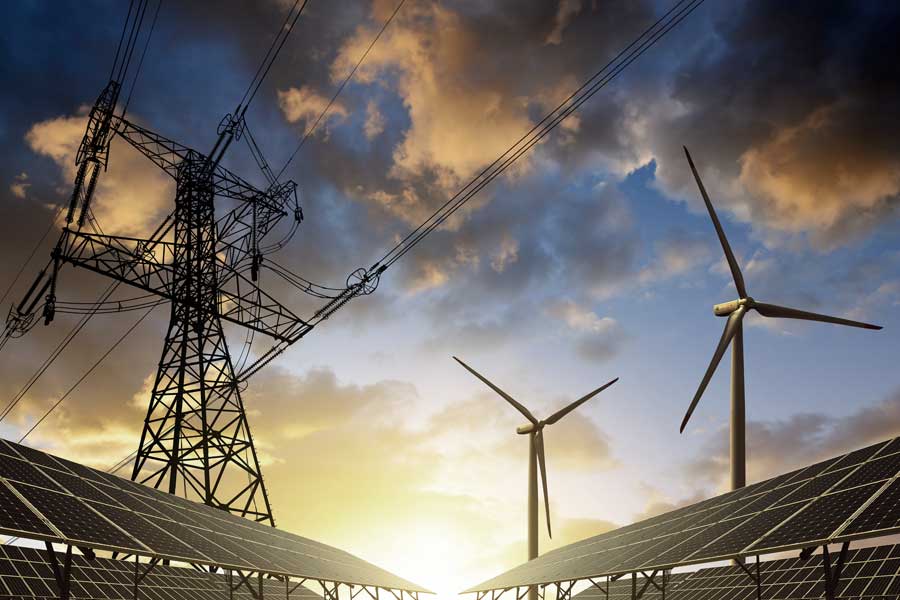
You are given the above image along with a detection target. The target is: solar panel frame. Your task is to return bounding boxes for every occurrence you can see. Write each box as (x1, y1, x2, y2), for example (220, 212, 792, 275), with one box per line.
(465, 437, 900, 592)
(0, 482, 56, 541)
(8, 481, 150, 555)
(85, 501, 205, 562)
(0, 452, 66, 492)
(0, 440, 430, 593)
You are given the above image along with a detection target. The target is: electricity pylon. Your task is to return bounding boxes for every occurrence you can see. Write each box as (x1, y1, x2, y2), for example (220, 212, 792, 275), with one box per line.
(13, 75, 347, 524)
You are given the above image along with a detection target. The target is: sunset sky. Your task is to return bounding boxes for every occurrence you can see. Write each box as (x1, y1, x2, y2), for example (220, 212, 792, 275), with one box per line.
(2, 1, 900, 597)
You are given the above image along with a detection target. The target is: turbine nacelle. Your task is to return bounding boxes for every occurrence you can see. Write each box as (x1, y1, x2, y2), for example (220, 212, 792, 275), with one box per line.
(713, 298, 752, 317)
(516, 423, 539, 434)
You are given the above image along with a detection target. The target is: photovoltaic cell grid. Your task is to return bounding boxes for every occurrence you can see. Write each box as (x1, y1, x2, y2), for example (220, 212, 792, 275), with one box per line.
(0, 544, 324, 599)
(466, 436, 900, 592)
(665, 543, 900, 599)
(0, 439, 428, 593)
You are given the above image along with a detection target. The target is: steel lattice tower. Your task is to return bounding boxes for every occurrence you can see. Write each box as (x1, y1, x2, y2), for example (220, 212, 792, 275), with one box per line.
(12, 79, 352, 525)
(131, 155, 273, 523)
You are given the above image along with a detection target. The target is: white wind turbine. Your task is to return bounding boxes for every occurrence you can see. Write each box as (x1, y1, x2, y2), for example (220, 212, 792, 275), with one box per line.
(680, 146, 882, 491)
(453, 356, 617, 564)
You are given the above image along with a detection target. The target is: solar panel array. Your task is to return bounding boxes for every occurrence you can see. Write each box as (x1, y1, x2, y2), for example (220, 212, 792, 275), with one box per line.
(0, 543, 324, 599)
(570, 544, 900, 600)
(672, 543, 900, 599)
(0, 439, 427, 592)
(467, 437, 900, 592)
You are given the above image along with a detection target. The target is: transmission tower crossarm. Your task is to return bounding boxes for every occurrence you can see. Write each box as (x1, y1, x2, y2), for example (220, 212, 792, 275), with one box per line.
(56, 228, 308, 341)
(115, 118, 284, 214)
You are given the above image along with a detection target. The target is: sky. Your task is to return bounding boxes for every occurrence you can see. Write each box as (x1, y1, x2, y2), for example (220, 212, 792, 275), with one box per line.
(2, 0, 900, 597)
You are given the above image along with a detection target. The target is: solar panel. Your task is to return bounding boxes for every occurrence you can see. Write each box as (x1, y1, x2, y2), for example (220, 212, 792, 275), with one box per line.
(10, 482, 148, 554)
(465, 437, 900, 592)
(663, 543, 900, 599)
(0, 544, 325, 599)
(0, 453, 65, 491)
(0, 438, 429, 593)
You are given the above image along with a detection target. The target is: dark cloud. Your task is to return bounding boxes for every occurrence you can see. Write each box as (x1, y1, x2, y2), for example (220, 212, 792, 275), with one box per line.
(640, 1, 900, 248)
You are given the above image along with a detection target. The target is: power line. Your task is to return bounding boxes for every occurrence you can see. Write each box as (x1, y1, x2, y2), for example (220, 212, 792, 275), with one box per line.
(116, 0, 151, 85)
(375, 0, 705, 269)
(18, 304, 157, 443)
(122, 0, 163, 118)
(0, 281, 121, 423)
(109, 450, 138, 475)
(0, 203, 64, 309)
(274, 0, 407, 182)
(239, 0, 311, 115)
(237, 0, 301, 110)
(110, 0, 137, 81)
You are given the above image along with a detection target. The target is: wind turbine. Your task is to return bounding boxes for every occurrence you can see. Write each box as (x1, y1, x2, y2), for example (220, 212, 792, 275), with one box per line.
(679, 146, 882, 492)
(453, 356, 617, 565)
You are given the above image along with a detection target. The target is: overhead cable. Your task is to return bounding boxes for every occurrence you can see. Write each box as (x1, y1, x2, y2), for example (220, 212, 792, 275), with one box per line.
(274, 0, 407, 182)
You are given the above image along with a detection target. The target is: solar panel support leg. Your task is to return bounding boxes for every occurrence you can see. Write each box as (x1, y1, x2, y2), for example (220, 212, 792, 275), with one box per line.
(44, 542, 72, 600)
(632, 570, 658, 599)
(556, 580, 575, 600)
(587, 577, 609, 598)
(735, 555, 761, 600)
(822, 542, 850, 600)
(288, 578, 309, 598)
(232, 570, 263, 599)
(133, 556, 159, 599)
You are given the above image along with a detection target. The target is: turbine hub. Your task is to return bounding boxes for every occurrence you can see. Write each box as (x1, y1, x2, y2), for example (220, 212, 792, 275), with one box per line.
(713, 297, 753, 316)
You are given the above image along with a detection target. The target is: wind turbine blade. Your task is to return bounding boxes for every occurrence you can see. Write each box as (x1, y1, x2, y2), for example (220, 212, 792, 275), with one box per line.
(543, 378, 619, 426)
(754, 303, 882, 330)
(683, 146, 747, 298)
(453, 356, 538, 424)
(680, 306, 746, 433)
(534, 429, 552, 539)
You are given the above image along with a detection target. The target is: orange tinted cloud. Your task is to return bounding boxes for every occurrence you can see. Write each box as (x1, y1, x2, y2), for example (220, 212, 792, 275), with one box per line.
(739, 101, 900, 248)
(25, 112, 173, 237)
(330, 3, 540, 225)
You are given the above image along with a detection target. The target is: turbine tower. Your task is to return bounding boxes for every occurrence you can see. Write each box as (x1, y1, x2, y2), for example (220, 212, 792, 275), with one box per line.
(453, 357, 617, 569)
(679, 146, 882, 492)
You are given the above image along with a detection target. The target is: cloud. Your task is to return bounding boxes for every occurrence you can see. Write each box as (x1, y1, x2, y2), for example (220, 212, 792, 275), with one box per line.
(686, 387, 900, 491)
(278, 85, 348, 136)
(545, 0, 585, 46)
(637, 230, 711, 285)
(547, 299, 626, 362)
(25, 112, 173, 237)
(332, 3, 535, 215)
(737, 102, 900, 246)
(328, 1, 653, 228)
(364, 99, 386, 139)
(10, 172, 30, 199)
(638, 2, 900, 249)
(631, 483, 707, 521)
(490, 234, 519, 273)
